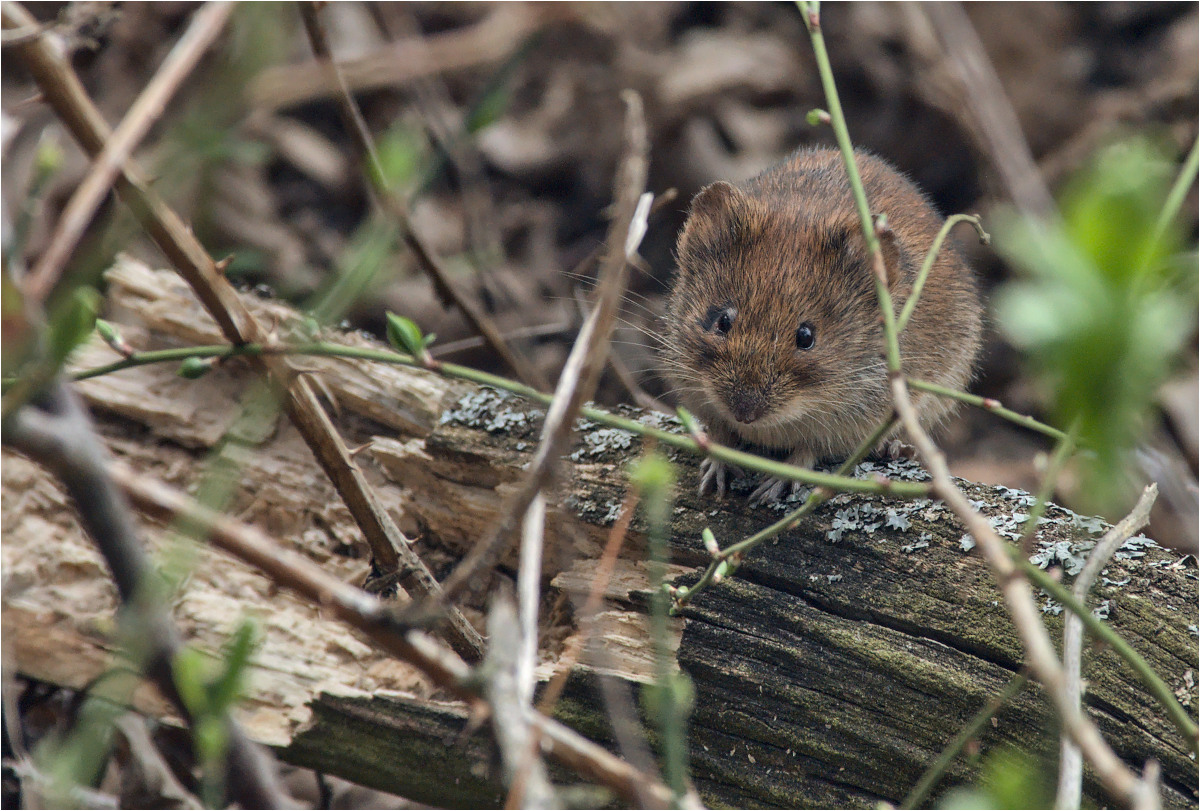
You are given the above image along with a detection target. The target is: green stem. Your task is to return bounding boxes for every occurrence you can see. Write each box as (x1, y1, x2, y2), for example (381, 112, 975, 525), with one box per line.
(907, 377, 1067, 442)
(896, 214, 990, 334)
(1017, 420, 1078, 551)
(637, 466, 689, 799)
(676, 415, 898, 609)
(1140, 135, 1199, 277)
(37, 340, 932, 498)
(1013, 549, 1199, 751)
(900, 670, 1029, 810)
(798, 0, 901, 372)
(69, 344, 250, 382)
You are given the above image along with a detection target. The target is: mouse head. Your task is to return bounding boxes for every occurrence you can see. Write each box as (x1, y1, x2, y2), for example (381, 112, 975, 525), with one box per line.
(666, 180, 906, 440)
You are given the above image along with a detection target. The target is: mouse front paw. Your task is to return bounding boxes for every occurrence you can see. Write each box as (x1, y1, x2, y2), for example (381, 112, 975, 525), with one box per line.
(879, 438, 917, 461)
(699, 458, 743, 496)
(748, 475, 806, 506)
(748, 450, 816, 506)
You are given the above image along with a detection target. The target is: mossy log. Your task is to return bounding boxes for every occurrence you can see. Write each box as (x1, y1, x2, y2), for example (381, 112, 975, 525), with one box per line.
(2, 259, 1196, 808)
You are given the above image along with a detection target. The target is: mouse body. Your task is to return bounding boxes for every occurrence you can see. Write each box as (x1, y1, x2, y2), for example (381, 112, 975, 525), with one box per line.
(663, 147, 982, 502)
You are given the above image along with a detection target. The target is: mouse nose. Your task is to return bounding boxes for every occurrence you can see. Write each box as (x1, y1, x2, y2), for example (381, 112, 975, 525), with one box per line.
(728, 390, 768, 424)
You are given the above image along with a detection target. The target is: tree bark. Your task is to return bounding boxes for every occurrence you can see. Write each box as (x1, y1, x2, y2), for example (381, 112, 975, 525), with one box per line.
(2, 258, 1195, 808)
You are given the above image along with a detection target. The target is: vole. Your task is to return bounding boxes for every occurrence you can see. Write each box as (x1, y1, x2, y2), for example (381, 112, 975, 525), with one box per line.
(663, 147, 982, 503)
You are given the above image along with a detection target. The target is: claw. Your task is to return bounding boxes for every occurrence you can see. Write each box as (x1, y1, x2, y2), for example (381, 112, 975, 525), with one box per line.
(881, 439, 917, 461)
(748, 476, 806, 506)
(699, 458, 743, 496)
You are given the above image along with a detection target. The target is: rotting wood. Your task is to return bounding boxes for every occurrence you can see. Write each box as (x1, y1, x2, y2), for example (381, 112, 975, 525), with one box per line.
(2, 260, 1196, 808)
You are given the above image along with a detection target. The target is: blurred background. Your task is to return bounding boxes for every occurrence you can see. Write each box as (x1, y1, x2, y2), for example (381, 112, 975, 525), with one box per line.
(3, 1, 1196, 549)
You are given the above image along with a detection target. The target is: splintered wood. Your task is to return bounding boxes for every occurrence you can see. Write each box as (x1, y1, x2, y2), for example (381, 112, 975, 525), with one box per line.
(3, 258, 1196, 808)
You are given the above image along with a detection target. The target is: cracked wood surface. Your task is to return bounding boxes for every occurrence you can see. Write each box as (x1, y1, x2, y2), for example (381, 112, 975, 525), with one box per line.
(2, 259, 1196, 808)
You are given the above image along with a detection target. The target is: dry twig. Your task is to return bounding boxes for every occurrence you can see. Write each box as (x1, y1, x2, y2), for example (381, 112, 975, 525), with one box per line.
(426, 90, 651, 610)
(1056, 484, 1160, 810)
(890, 374, 1145, 806)
(249, 4, 543, 111)
(1, 0, 484, 663)
(5, 381, 293, 808)
(108, 462, 681, 808)
(299, 1, 549, 392)
(920, 2, 1057, 219)
(22, 1, 235, 302)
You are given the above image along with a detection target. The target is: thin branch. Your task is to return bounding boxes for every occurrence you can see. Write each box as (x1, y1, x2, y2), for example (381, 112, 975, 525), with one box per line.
(907, 377, 1067, 442)
(796, 1, 1153, 803)
(1057, 484, 1158, 810)
(1, 0, 484, 663)
(29, 336, 934, 498)
(511, 493, 548, 809)
(900, 669, 1029, 810)
(22, 1, 235, 303)
(539, 491, 639, 713)
(249, 4, 542, 111)
(107, 462, 681, 808)
(798, 1, 903, 373)
(1018, 421, 1078, 555)
(298, 1, 549, 392)
(675, 414, 898, 609)
(0, 1, 250, 340)
(486, 596, 559, 809)
(511, 490, 675, 810)
(425, 90, 652, 609)
(891, 373, 1143, 805)
(895, 213, 989, 333)
(4, 380, 293, 809)
(1013, 541, 1198, 751)
(429, 319, 573, 359)
(921, 1, 1057, 220)
(572, 285, 672, 414)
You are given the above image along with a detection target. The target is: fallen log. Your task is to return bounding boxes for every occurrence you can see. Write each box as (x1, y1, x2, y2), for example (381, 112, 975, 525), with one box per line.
(2, 258, 1195, 807)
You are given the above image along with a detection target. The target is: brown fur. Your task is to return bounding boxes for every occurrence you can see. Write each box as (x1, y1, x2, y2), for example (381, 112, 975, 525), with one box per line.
(663, 147, 982, 492)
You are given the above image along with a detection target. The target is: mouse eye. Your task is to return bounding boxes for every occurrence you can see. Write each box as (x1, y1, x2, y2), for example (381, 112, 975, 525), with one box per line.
(702, 305, 737, 336)
(795, 322, 816, 350)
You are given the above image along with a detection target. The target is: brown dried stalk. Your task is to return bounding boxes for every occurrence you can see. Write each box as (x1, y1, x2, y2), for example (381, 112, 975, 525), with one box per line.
(1, 0, 483, 663)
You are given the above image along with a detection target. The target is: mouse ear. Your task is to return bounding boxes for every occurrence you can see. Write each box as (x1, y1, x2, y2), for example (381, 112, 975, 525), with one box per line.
(842, 217, 906, 291)
(687, 181, 743, 222)
(676, 182, 747, 270)
(875, 225, 906, 291)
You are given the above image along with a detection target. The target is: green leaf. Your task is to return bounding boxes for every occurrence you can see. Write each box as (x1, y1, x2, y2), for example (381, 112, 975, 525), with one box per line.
(34, 136, 65, 176)
(992, 135, 1195, 513)
(1060, 137, 1178, 285)
(172, 646, 212, 716)
(46, 286, 100, 368)
(466, 82, 512, 133)
(675, 406, 700, 436)
(94, 319, 119, 346)
(629, 451, 676, 498)
(207, 620, 256, 711)
(375, 123, 427, 190)
(938, 746, 1052, 810)
(385, 312, 426, 357)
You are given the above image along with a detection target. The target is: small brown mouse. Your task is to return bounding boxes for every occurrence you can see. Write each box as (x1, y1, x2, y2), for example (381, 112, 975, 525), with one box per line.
(663, 147, 982, 503)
